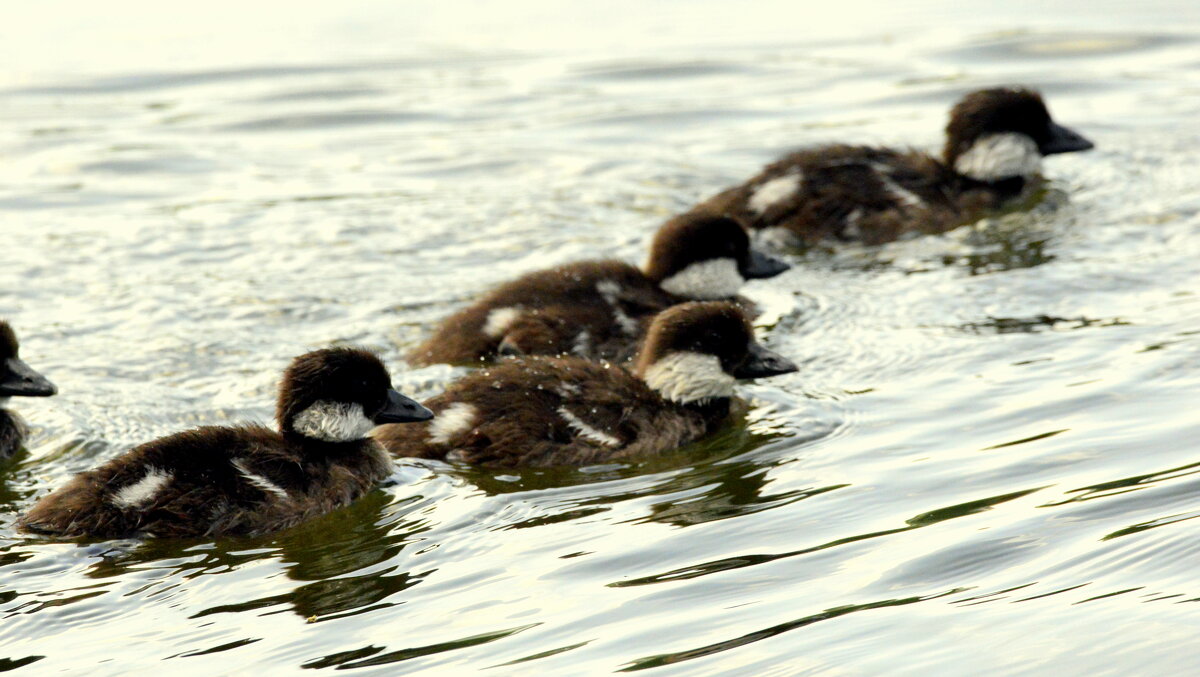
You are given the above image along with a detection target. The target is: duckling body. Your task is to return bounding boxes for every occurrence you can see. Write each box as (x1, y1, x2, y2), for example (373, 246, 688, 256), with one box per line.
(379, 302, 797, 467)
(408, 214, 789, 366)
(19, 348, 431, 539)
(377, 357, 712, 467)
(693, 88, 1094, 246)
(411, 260, 673, 366)
(700, 145, 984, 245)
(19, 425, 393, 538)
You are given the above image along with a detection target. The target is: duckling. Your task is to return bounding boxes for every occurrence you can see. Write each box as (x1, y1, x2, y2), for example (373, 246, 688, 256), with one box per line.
(377, 301, 797, 467)
(18, 347, 432, 539)
(694, 87, 1094, 246)
(408, 213, 789, 366)
(0, 320, 57, 459)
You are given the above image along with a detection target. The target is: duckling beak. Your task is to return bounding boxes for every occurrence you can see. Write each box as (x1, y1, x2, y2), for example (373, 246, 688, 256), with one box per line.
(1041, 122, 1094, 155)
(0, 358, 57, 397)
(741, 249, 791, 280)
(732, 342, 798, 379)
(375, 389, 434, 424)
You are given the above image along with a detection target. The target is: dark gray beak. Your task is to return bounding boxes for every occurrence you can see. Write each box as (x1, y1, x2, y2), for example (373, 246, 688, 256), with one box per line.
(1041, 122, 1094, 155)
(741, 249, 791, 280)
(374, 389, 434, 424)
(0, 358, 57, 397)
(731, 342, 798, 379)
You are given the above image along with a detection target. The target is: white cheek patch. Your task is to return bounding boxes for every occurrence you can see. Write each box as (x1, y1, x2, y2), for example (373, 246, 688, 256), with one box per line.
(557, 407, 621, 448)
(643, 351, 736, 404)
(232, 458, 288, 499)
(748, 171, 803, 215)
(659, 258, 744, 300)
(111, 466, 172, 509)
(293, 401, 375, 442)
(954, 132, 1041, 181)
(427, 402, 476, 444)
(596, 281, 640, 336)
(483, 307, 522, 338)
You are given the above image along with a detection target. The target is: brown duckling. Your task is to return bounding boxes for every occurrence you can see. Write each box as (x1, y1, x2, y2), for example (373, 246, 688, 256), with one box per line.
(407, 213, 789, 366)
(19, 347, 432, 539)
(0, 320, 57, 460)
(694, 87, 1094, 246)
(378, 301, 797, 467)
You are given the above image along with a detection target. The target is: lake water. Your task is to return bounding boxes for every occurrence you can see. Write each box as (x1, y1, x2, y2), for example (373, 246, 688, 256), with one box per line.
(2, 2, 1200, 674)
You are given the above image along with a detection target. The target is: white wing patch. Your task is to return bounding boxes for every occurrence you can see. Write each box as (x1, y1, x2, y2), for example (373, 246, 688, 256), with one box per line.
(870, 163, 923, 209)
(111, 466, 172, 508)
(596, 280, 640, 335)
(232, 458, 288, 499)
(572, 330, 592, 356)
(428, 402, 477, 444)
(557, 407, 621, 448)
(659, 258, 744, 300)
(293, 401, 375, 442)
(483, 307, 522, 338)
(954, 132, 1041, 181)
(842, 208, 864, 239)
(232, 458, 291, 499)
(643, 351, 737, 404)
(748, 171, 803, 215)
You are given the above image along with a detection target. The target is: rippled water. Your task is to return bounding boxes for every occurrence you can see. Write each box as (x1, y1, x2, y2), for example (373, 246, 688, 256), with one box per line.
(3, 2, 1200, 673)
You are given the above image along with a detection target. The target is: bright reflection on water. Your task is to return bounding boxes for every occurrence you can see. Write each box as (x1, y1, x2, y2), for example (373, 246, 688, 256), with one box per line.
(2, 1, 1200, 673)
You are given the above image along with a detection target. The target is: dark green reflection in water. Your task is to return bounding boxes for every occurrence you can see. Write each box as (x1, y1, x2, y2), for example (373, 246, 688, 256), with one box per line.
(1043, 459, 1200, 507)
(451, 419, 826, 531)
(193, 490, 432, 622)
(619, 588, 964, 671)
(0, 656, 45, 672)
(487, 640, 593, 668)
(1103, 512, 1200, 542)
(174, 637, 262, 658)
(956, 315, 1129, 336)
(300, 622, 540, 670)
(611, 487, 1043, 587)
(14, 489, 434, 625)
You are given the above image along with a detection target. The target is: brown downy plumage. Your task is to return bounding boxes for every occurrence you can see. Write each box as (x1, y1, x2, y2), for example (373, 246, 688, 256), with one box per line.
(693, 87, 1094, 246)
(0, 320, 57, 460)
(376, 301, 797, 468)
(18, 348, 432, 539)
(406, 213, 789, 366)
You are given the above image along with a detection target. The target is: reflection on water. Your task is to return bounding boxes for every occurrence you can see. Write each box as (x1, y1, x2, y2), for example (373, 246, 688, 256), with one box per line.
(955, 315, 1130, 335)
(611, 487, 1043, 588)
(2, 1, 1200, 673)
(301, 621, 542, 670)
(620, 587, 964, 672)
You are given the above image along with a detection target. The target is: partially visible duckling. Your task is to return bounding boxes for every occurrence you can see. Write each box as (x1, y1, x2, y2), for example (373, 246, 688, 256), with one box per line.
(695, 87, 1094, 246)
(18, 347, 432, 539)
(0, 320, 57, 459)
(378, 301, 797, 467)
(408, 213, 789, 366)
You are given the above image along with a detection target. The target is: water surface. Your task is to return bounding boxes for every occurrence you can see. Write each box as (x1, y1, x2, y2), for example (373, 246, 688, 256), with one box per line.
(2, 2, 1200, 674)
